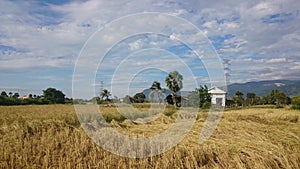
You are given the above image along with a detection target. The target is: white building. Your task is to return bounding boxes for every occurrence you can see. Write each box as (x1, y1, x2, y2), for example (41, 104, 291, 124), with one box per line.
(208, 87, 226, 107)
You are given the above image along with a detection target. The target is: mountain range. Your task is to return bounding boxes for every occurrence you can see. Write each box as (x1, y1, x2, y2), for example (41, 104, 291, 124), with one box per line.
(227, 79, 300, 98)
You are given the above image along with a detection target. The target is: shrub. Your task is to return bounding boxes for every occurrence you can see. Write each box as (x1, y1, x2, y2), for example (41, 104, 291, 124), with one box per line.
(164, 108, 177, 117)
(291, 95, 300, 109)
(202, 102, 211, 109)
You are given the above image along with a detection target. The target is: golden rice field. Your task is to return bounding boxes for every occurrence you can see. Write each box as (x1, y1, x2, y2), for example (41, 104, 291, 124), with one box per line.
(0, 105, 299, 168)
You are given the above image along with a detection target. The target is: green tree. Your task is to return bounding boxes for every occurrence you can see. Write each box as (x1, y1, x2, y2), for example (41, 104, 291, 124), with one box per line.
(43, 88, 65, 104)
(246, 92, 256, 106)
(254, 96, 262, 105)
(0, 95, 6, 105)
(291, 95, 300, 109)
(188, 85, 211, 108)
(165, 71, 183, 107)
(100, 89, 111, 101)
(1, 91, 8, 97)
(0, 92, 21, 105)
(12, 92, 19, 98)
(233, 91, 244, 107)
(133, 92, 146, 103)
(267, 90, 288, 107)
(64, 97, 73, 104)
(198, 85, 211, 107)
(8, 92, 13, 97)
(262, 96, 269, 105)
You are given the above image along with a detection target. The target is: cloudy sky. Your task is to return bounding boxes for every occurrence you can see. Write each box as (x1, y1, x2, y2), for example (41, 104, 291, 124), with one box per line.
(0, 0, 299, 98)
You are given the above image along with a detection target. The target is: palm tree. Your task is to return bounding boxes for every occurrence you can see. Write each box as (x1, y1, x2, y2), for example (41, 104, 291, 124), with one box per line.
(100, 89, 111, 101)
(165, 71, 183, 107)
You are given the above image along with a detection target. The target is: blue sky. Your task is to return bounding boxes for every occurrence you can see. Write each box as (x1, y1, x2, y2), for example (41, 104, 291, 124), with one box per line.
(0, 0, 300, 99)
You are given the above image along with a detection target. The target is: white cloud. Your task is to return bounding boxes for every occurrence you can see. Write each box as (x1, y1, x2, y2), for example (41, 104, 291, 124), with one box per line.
(266, 58, 287, 63)
(128, 39, 143, 50)
(1, 0, 300, 98)
(203, 20, 218, 29)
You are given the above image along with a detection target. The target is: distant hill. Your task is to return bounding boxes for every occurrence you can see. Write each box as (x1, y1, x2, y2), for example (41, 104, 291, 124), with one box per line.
(227, 80, 300, 98)
(142, 88, 170, 100)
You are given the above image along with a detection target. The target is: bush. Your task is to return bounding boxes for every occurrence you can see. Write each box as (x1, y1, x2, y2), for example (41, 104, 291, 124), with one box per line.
(164, 108, 177, 117)
(291, 95, 300, 109)
(202, 102, 211, 109)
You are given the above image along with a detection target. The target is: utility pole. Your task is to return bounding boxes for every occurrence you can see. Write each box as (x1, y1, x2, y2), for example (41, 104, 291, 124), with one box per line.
(99, 81, 104, 97)
(223, 59, 231, 86)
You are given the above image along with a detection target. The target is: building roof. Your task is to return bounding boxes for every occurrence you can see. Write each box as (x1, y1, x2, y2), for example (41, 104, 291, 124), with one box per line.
(208, 87, 226, 94)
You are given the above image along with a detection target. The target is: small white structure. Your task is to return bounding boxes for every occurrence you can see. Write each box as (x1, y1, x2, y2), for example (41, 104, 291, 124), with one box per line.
(208, 87, 226, 107)
(21, 95, 29, 100)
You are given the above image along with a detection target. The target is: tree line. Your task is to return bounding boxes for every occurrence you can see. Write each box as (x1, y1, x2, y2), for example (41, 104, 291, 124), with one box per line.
(93, 71, 184, 107)
(95, 71, 212, 108)
(1, 71, 300, 109)
(231, 89, 292, 108)
(0, 88, 71, 105)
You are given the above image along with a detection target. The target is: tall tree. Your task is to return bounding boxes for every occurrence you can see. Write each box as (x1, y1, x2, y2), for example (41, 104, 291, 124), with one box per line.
(198, 85, 211, 107)
(100, 89, 111, 101)
(43, 88, 65, 104)
(165, 71, 183, 107)
(291, 95, 300, 109)
(268, 90, 288, 106)
(246, 93, 256, 106)
(233, 91, 244, 106)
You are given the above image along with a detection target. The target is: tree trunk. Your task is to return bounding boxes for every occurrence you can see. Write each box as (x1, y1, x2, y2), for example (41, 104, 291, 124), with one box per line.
(172, 93, 177, 107)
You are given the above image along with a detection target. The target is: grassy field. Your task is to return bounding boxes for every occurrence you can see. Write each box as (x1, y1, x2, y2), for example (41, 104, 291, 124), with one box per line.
(0, 105, 299, 168)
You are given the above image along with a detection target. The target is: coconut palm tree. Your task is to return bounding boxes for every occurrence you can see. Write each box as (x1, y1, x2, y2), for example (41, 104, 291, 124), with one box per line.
(100, 89, 111, 101)
(165, 71, 183, 107)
